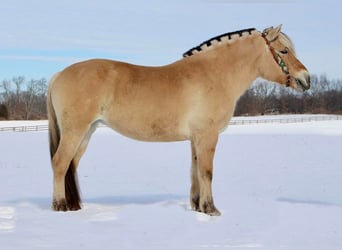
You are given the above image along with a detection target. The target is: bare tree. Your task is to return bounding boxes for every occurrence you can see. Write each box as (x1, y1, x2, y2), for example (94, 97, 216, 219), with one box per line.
(35, 78, 48, 116)
(12, 76, 25, 105)
(252, 80, 278, 114)
(22, 79, 38, 119)
(0, 79, 13, 108)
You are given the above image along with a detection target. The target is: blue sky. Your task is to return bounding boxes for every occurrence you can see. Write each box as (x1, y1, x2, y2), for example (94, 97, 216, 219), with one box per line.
(1, 0, 341, 80)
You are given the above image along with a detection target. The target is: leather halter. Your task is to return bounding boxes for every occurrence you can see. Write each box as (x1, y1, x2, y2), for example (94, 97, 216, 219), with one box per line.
(262, 32, 291, 87)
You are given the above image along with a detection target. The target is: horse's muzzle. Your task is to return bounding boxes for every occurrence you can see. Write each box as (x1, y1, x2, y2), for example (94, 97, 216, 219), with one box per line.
(295, 71, 310, 91)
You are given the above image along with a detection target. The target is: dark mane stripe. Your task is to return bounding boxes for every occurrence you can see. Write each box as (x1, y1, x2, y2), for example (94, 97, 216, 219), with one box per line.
(183, 28, 256, 58)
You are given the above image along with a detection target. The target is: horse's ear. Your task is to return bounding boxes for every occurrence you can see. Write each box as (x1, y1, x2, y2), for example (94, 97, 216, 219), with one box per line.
(263, 24, 282, 42)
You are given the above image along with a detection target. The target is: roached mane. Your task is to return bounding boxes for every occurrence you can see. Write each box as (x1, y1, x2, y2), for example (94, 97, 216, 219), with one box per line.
(183, 28, 256, 58)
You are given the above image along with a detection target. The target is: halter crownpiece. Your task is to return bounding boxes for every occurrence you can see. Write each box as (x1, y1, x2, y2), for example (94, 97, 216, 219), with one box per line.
(262, 30, 291, 87)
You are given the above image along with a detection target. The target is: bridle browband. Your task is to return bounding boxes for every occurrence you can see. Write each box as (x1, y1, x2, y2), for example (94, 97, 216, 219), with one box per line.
(262, 32, 291, 87)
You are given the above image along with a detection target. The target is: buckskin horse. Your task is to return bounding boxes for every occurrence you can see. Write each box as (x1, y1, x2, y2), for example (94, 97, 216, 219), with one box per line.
(47, 25, 310, 215)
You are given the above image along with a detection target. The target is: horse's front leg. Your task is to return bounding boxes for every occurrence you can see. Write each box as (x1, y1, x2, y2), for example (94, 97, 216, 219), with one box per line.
(192, 132, 221, 216)
(190, 141, 200, 211)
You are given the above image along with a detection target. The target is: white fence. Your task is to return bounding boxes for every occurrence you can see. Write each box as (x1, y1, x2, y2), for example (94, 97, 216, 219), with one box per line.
(0, 124, 49, 132)
(0, 115, 341, 132)
(229, 115, 342, 125)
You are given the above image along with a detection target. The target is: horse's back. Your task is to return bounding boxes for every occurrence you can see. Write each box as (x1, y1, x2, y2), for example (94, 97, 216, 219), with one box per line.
(49, 59, 193, 141)
(50, 59, 128, 93)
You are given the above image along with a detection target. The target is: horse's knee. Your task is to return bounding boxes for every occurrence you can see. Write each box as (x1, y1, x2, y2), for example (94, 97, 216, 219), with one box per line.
(204, 169, 212, 181)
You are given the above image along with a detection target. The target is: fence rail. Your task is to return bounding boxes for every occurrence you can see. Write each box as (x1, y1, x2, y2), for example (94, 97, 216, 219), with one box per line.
(229, 115, 342, 125)
(0, 115, 341, 132)
(0, 124, 48, 132)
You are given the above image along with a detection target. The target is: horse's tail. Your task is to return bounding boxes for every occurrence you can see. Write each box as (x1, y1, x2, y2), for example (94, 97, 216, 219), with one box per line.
(47, 74, 60, 160)
(48, 74, 81, 210)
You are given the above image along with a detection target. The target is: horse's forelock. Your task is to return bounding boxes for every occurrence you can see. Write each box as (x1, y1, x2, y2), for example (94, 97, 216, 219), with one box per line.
(279, 32, 296, 55)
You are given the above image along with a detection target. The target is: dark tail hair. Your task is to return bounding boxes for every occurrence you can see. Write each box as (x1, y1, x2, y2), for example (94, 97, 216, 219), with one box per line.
(48, 76, 81, 210)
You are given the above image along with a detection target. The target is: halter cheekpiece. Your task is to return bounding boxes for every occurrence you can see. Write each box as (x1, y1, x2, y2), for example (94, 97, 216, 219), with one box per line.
(262, 32, 291, 87)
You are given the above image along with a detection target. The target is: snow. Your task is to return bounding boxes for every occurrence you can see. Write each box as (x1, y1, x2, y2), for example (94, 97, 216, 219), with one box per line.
(0, 116, 342, 249)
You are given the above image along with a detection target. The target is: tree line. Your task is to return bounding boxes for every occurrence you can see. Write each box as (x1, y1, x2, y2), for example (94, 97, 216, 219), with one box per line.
(0, 76, 48, 120)
(0, 74, 341, 120)
(235, 74, 342, 116)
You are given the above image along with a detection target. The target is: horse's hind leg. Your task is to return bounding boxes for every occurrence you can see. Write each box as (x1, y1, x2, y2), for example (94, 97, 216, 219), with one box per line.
(192, 132, 221, 216)
(52, 127, 89, 211)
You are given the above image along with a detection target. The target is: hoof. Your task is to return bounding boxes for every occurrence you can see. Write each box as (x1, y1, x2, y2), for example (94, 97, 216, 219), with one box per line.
(52, 199, 81, 212)
(190, 196, 200, 211)
(191, 198, 221, 216)
(205, 208, 221, 216)
(200, 201, 221, 216)
(52, 199, 67, 211)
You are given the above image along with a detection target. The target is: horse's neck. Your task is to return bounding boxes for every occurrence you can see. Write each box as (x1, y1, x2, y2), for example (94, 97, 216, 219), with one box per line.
(206, 34, 264, 99)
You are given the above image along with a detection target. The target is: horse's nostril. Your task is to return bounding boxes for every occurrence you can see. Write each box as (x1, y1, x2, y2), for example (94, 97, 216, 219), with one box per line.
(306, 74, 311, 85)
(305, 73, 311, 88)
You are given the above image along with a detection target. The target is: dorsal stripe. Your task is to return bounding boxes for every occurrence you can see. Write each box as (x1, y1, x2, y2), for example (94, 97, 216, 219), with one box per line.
(183, 28, 256, 58)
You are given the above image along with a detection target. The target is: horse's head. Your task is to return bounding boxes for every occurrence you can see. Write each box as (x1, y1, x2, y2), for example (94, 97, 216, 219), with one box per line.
(261, 25, 310, 91)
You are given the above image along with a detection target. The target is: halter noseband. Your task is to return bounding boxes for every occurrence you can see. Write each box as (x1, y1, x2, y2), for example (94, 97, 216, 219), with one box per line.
(262, 32, 291, 87)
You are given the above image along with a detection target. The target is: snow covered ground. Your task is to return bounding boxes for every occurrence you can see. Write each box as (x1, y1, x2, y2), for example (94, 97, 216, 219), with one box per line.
(0, 116, 341, 249)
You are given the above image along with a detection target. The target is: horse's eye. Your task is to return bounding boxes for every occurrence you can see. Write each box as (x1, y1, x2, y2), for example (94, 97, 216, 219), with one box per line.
(280, 47, 289, 54)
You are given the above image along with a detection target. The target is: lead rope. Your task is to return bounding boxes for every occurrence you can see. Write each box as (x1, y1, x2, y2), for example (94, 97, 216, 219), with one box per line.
(262, 33, 291, 87)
